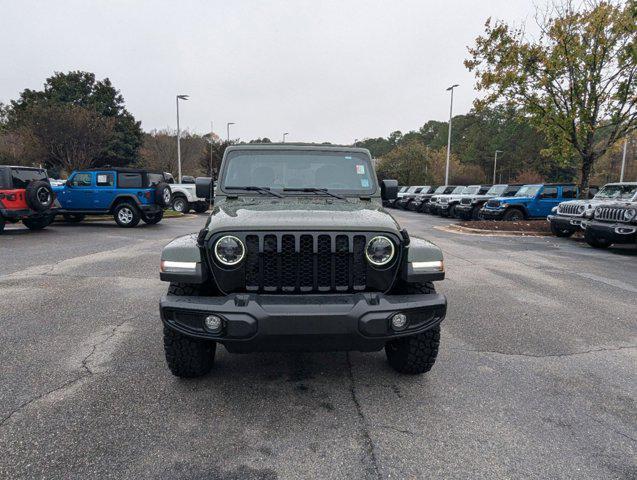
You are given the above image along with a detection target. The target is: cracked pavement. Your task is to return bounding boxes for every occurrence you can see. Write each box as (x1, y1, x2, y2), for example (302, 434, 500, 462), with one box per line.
(0, 212, 635, 479)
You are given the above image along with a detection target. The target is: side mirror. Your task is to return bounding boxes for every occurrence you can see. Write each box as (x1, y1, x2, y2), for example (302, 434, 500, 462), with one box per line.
(196, 177, 213, 200)
(65, 180, 73, 187)
(381, 179, 398, 200)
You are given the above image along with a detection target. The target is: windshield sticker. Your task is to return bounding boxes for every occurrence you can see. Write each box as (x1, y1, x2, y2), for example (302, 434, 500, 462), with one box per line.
(361, 178, 370, 188)
(356, 165, 365, 175)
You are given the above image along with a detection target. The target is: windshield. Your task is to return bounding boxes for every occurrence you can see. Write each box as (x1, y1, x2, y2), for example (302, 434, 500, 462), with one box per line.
(462, 186, 480, 195)
(433, 186, 446, 194)
(486, 185, 507, 196)
(10, 168, 47, 188)
(451, 186, 465, 194)
(515, 185, 541, 197)
(594, 184, 637, 200)
(223, 150, 375, 194)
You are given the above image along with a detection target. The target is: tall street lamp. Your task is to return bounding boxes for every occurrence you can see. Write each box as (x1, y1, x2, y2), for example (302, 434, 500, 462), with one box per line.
(282, 132, 289, 143)
(620, 138, 628, 182)
(493, 150, 503, 184)
(176, 95, 189, 183)
(445, 84, 459, 185)
(227, 122, 235, 142)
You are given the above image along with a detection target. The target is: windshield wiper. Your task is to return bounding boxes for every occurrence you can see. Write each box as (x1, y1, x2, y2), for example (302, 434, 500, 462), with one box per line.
(225, 186, 283, 198)
(283, 187, 346, 200)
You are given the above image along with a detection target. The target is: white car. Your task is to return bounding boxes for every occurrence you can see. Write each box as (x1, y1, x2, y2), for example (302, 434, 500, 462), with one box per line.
(170, 179, 210, 214)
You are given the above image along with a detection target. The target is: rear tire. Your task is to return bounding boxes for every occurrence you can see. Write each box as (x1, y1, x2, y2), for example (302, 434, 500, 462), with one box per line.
(550, 222, 575, 238)
(193, 202, 208, 214)
(143, 210, 164, 225)
(503, 208, 524, 221)
(63, 213, 85, 223)
(385, 281, 441, 375)
(585, 229, 611, 249)
(113, 203, 141, 228)
(0, 218, 5, 234)
(163, 283, 216, 378)
(22, 215, 54, 230)
(25, 181, 55, 212)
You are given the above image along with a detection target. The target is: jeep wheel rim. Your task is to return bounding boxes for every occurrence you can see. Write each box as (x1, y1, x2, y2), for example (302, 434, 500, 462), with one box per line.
(163, 189, 171, 204)
(118, 207, 133, 224)
(174, 199, 186, 212)
(37, 187, 51, 205)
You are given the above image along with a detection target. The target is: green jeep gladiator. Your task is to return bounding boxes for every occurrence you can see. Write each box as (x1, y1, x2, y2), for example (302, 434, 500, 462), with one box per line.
(159, 144, 447, 377)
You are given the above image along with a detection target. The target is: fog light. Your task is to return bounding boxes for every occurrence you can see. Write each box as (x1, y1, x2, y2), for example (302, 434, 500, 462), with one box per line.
(204, 315, 223, 332)
(391, 313, 408, 330)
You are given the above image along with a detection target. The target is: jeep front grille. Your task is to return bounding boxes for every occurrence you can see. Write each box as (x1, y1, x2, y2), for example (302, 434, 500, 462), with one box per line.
(558, 203, 582, 216)
(594, 207, 625, 222)
(209, 232, 400, 294)
(486, 200, 500, 208)
(460, 198, 472, 205)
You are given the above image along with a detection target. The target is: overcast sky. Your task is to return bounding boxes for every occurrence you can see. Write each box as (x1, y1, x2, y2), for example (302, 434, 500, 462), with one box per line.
(1, 0, 538, 144)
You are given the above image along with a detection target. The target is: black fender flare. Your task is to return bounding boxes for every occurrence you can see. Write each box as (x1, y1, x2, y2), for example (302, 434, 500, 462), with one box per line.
(109, 194, 141, 212)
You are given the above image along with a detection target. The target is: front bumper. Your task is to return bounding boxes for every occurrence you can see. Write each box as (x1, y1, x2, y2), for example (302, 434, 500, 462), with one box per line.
(480, 208, 505, 220)
(584, 220, 637, 244)
(547, 215, 584, 230)
(160, 291, 447, 352)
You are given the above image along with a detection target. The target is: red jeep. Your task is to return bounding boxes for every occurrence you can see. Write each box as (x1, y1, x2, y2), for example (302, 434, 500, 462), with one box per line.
(0, 165, 57, 233)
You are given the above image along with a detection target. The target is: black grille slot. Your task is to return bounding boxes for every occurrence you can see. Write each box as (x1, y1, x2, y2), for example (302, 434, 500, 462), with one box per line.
(215, 232, 392, 293)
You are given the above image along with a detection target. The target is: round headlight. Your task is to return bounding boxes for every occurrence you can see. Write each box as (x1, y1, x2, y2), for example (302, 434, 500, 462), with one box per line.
(578, 205, 586, 214)
(214, 235, 245, 266)
(624, 208, 636, 221)
(365, 236, 395, 266)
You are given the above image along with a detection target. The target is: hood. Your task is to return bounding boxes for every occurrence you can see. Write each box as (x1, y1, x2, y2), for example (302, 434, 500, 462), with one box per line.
(205, 198, 401, 233)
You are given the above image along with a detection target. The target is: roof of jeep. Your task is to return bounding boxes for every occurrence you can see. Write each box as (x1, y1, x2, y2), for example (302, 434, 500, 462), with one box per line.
(0, 165, 46, 171)
(225, 143, 371, 154)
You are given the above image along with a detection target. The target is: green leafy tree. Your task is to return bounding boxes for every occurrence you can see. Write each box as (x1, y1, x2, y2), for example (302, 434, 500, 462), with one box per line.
(8, 71, 142, 167)
(466, 1, 637, 194)
(200, 140, 234, 177)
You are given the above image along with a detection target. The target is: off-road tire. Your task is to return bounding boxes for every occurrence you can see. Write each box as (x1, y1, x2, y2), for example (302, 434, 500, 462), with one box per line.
(113, 202, 141, 228)
(63, 213, 85, 223)
(142, 210, 164, 225)
(447, 204, 457, 218)
(0, 218, 5, 234)
(23, 215, 54, 230)
(193, 202, 208, 214)
(25, 181, 55, 212)
(503, 208, 524, 221)
(163, 283, 216, 377)
(550, 222, 575, 238)
(385, 281, 440, 374)
(471, 206, 483, 220)
(584, 229, 611, 249)
(172, 196, 189, 213)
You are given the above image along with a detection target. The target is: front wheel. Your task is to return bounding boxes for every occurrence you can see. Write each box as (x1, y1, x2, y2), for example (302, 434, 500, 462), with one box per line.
(0, 218, 5, 234)
(503, 208, 524, 221)
(193, 202, 208, 214)
(22, 215, 54, 230)
(550, 222, 575, 238)
(163, 283, 216, 377)
(386, 326, 441, 374)
(585, 229, 611, 249)
(113, 203, 141, 228)
(172, 197, 189, 213)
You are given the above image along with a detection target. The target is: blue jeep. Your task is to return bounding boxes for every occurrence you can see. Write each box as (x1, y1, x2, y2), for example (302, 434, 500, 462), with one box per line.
(53, 168, 173, 227)
(480, 183, 579, 221)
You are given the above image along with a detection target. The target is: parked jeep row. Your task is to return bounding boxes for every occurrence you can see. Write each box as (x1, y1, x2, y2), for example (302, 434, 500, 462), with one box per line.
(1, 164, 213, 233)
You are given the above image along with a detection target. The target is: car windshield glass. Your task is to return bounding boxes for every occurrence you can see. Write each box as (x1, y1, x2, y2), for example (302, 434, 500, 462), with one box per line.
(451, 186, 465, 194)
(594, 184, 637, 200)
(433, 186, 446, 194)
(486, 185, 507, 196)
(10, 168, 47, 188)
(515, 185, 541, 197)
(462, 186, 480, 195)
(223, 150, 375, 194)
(147, 173, 164, 186)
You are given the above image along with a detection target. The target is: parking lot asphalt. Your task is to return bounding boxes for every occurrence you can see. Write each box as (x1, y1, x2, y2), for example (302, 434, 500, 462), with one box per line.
(1, 211, 635, 479)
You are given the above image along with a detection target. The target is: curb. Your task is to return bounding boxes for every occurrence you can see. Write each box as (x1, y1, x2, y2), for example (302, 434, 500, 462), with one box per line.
(435, 224, 552, 237)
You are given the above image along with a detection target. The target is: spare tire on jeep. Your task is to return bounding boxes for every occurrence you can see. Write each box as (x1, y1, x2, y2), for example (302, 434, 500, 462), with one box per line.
(155, 182, 172, 207)
(26, 181, 55, 212)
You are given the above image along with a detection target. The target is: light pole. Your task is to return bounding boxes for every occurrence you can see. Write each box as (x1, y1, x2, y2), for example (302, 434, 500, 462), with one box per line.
(226, 122, 235, 142)
(209, 121, 214, 177)
(282, 132, 289, 143)
(620, 138, 628, 182)
(445, 84, 459, 185)
(176, 94, 189, 183)
(493, 150, 503, 184)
